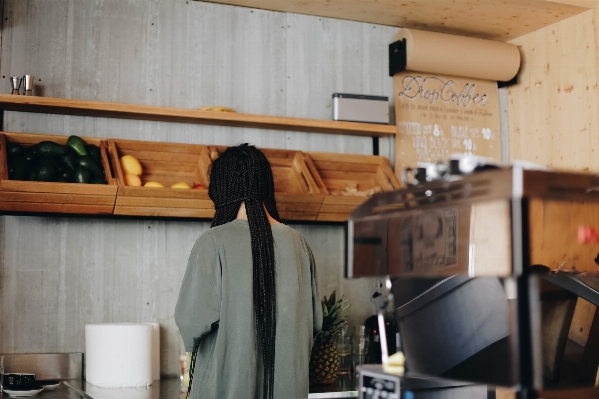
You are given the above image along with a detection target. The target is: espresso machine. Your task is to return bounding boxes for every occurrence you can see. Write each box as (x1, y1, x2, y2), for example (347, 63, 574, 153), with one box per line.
(347, 165, 599, 399)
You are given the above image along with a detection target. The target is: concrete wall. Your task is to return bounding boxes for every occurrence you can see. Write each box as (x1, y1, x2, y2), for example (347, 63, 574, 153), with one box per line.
(0, 0, 397, 376)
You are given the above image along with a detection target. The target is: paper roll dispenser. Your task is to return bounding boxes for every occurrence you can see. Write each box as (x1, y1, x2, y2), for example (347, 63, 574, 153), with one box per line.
(389, 28, 521, 84)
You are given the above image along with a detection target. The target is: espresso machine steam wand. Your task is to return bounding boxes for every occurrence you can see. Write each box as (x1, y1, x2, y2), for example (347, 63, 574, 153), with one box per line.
(372, 276, 394, 365)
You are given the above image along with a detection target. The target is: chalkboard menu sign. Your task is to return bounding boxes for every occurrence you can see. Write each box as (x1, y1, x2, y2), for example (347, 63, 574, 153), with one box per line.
(393, 71, 501, 172)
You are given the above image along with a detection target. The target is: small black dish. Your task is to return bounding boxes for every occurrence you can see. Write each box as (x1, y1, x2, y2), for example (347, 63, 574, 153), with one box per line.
(3, 373, 37, 390)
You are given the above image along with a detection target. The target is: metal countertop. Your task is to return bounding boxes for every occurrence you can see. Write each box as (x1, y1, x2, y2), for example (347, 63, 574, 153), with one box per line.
(2, 378, 357, 399)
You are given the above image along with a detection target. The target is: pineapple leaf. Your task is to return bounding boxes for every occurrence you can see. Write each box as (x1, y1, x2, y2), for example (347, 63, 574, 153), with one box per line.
(328, 291, 336, 309)
(317, 290, 351, 344)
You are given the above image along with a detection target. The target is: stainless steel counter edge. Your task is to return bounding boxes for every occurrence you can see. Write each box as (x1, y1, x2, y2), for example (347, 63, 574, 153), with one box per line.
(307, 392, 359, 398)
(62, 378, 358, 399)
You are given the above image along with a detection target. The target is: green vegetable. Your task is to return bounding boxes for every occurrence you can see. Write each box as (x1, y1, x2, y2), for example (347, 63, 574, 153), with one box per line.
(35, 141, 66, 157)
(26, 165, 38, 181)
(74, 166, 91, 183)
(6, 142, 24, 159)
(85, 144, 102, 165)
(24, 145, 38, 162)
(76, 156, 104, 178)
(60, 169, 75, 183)
(36, 156, 58, 182)
(66, 135, 87, 156)
(59, 153, 76, 171)
(8, 156, 28, 180)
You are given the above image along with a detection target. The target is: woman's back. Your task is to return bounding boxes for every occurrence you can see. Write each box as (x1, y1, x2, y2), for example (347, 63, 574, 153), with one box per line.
(175, 219, 322, 399)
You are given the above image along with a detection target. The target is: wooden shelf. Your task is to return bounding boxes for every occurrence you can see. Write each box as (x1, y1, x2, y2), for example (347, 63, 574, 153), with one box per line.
(0, 95, 396, 138)
(0, 131, 401, 222)
(0, 132, 118, 215)
(204, 0, 593, 41)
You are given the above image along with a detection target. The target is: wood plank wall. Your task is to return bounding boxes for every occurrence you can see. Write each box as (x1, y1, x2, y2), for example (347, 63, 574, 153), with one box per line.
(508, 4, 599, 172)
(0, 0, 396, 377)
(508, 2, 599, 358)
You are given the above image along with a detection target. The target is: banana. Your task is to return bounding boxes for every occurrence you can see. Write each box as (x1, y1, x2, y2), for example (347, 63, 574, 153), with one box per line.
(198, 106, 237, 113)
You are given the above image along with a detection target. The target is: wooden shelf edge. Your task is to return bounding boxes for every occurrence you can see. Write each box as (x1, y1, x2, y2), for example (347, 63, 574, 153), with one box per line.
(0, 95, 396, 138)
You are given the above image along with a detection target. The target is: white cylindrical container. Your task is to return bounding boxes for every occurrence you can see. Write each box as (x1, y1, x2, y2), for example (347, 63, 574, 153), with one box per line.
(146, 322, 160, 381)
(85, 323, 153, 388)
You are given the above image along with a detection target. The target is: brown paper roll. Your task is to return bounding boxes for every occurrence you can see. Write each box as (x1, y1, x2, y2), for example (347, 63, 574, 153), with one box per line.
(393, 28, 520, 82)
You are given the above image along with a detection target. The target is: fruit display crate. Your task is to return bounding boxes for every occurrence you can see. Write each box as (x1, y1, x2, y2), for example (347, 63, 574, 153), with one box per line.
(208, 146, 325, 221)
(0, 131, 117, 215)
(306, 151, 401, 221)
(1, 133, 400, 222)
(107, 139, 214, 218)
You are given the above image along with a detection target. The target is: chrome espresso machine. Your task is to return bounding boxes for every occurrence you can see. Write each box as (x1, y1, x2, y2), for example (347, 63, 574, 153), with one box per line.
(348, 165, 599, 399)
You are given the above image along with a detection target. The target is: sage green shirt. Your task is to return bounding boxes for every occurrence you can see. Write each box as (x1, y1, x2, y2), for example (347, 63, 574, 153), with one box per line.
(175, 219, 323, 399)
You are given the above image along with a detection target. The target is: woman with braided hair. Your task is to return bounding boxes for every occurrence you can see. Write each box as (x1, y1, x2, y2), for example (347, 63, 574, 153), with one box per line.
(175, 143, 322, 399)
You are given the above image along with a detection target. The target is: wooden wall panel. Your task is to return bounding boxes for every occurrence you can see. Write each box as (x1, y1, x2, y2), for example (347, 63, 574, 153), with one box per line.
(205, 0, 593, 41)
(529, 199, 599, 272)
(508, 7, 599, 172)
(0, 0, 396, 376)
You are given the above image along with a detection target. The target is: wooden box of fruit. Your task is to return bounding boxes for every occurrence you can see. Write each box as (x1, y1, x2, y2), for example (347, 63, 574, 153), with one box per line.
(209, 146, 325, 221)
(107, 139, 214, 218)
(305, 151, 401, 221)
(0, 131, 117, 215)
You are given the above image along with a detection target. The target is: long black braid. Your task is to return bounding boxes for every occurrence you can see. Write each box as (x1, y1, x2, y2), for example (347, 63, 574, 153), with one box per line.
(187, 144, 280, 399)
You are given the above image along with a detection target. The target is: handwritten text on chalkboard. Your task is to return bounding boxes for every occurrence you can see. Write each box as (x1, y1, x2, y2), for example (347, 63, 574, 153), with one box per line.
(397, 75, 488, 107)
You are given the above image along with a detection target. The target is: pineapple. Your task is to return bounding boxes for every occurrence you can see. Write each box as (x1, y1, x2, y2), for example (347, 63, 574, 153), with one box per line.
(309, 291, 350, 385)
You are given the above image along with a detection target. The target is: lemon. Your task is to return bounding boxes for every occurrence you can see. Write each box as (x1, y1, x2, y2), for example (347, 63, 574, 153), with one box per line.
(382, 351, 405, 375)
(171, 182, 191, 189)
(388, 351, 405, 366)
(382, 364, 404, 375)
(124, 173, 142, 187)
(120, 155, 143, 176)
(144, 181, 164, 188)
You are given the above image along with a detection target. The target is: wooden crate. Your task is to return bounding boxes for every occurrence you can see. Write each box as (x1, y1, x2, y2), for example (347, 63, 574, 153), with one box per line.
(108, 139, 214, 218)
(0, 131, 117, 215)
(208, 146, 325, 221)
(305, 151, 401, 221)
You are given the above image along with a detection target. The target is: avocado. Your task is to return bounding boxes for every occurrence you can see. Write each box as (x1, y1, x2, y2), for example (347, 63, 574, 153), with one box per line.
(66, 135, 87, 156)
(90, 175, 107, 185)
(26, 165, 38, 181)
(24, 144, 38, 162)
(35, 141, 66, 157)
(6, 142, 24, 159)
(76, 156, 104, 178)
(85, 144, 102, 165)
(8, 156, 28, 180)
(59, 153, 76, 171)
(74, 165, 91, 183)
(61, 169, 75, 183)
(36, 156, 58, 182)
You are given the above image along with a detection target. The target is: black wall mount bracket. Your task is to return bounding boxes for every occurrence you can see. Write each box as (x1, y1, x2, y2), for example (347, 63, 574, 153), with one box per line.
(388, 39, 407, 77)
